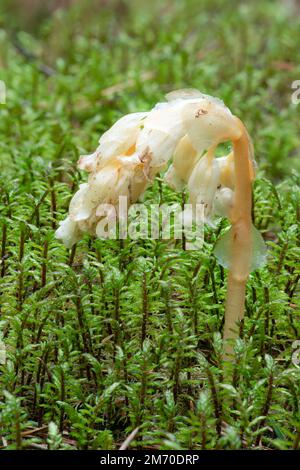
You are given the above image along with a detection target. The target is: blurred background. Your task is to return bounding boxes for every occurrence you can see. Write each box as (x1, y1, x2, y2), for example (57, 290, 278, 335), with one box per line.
(0, 0, 299, 179)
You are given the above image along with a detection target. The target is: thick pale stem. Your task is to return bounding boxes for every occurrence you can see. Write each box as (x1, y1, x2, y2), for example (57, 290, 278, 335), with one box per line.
(223, 118, 252, 359)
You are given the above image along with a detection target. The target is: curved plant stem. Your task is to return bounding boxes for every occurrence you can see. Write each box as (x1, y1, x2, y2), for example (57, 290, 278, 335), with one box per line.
(223, 118, 253, 359)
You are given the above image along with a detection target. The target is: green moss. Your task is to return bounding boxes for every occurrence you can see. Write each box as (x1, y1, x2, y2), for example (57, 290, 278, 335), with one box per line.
(0, 0, 299, 450)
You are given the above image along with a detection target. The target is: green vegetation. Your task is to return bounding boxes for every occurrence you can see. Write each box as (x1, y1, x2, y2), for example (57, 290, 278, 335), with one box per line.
(0, 0, 299, 450)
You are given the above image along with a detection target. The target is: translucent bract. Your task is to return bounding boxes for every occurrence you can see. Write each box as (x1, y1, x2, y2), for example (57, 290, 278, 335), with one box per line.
(56, 88, 261, 271)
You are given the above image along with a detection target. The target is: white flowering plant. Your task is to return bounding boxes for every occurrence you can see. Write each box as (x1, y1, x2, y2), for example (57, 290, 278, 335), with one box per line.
(56, 89, 267, 358)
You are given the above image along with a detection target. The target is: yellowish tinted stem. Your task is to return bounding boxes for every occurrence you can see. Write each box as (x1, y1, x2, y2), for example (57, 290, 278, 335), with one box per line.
(223, 118, 252, 360)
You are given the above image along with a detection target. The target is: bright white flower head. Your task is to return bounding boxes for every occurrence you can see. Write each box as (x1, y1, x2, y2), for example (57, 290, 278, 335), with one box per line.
(55, 89, 255, 247)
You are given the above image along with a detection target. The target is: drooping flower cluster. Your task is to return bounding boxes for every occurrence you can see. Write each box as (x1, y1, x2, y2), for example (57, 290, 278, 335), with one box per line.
(55, 89, 255, 247)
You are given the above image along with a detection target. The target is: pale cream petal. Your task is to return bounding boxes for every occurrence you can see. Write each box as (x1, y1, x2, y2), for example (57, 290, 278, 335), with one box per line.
(55, 216, 82, 248)
(142, 103, 184, 138)
(163, 164, 185, 191)
(86, 164, 119, 206)
(128, 174, 148, 202)
(181, 98, 242, 153)
(217, 153, 235, 189)
(173, 134, 198, 181)
(56, 88, 251, 248)
(69, 183, 93, 222)
(98, 112, 148, 162)
(136, 127, 178, 168)
(213, 187, 234, 217)
(165, 88, 206, 101)
(136, 101, 189, 168)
